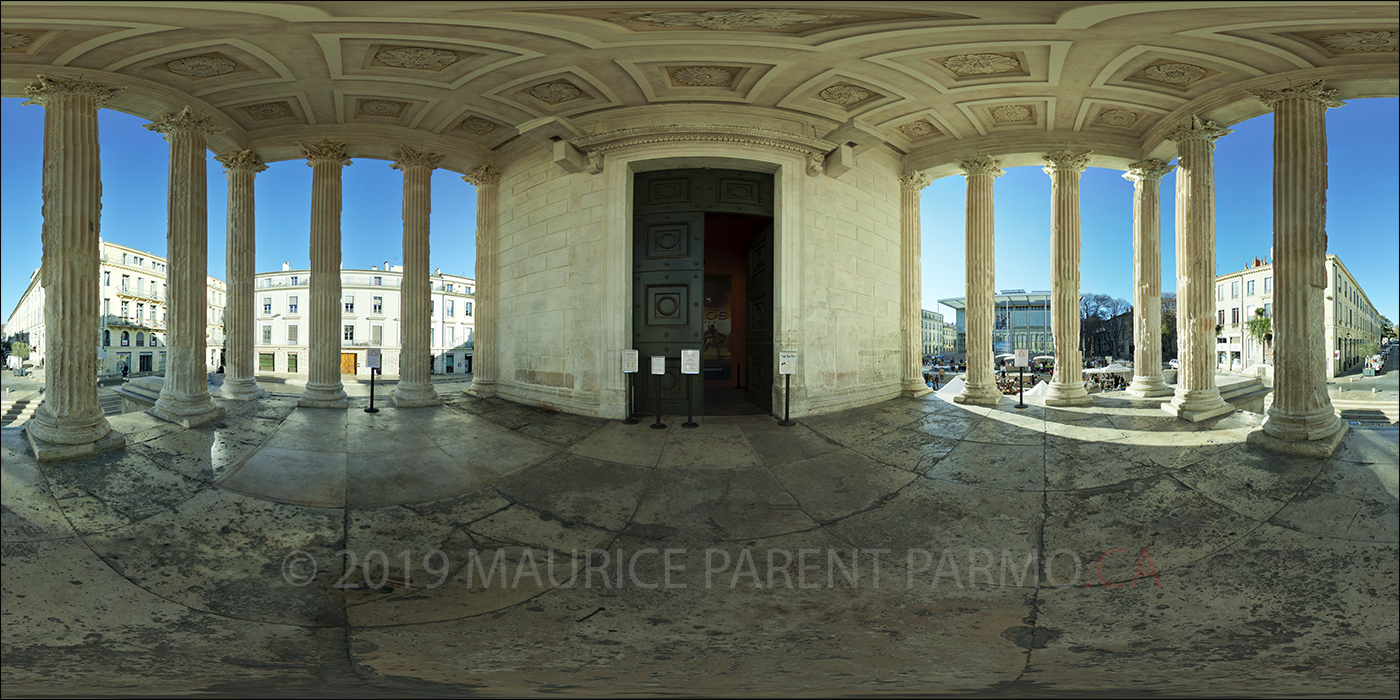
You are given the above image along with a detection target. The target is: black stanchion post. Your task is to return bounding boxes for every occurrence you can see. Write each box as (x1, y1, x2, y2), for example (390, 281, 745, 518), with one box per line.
(1016, 365, 1025, 409)
(366, 367, 379, 413)
(651, 372, 666, 430)
(624, 373, 639, 424)
(683, 375, 698, 428)
(778, 374, 795, 427)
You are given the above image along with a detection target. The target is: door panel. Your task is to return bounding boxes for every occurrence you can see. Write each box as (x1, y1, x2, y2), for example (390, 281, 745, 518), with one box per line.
(340, 352, 357, 375)
(705, 170, 773, 216)
(634, 201, 704, 415)
(745, 225, 775, 411)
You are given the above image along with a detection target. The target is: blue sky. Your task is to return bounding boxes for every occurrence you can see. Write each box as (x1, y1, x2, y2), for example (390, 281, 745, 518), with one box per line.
(3, 96, 1397, 328)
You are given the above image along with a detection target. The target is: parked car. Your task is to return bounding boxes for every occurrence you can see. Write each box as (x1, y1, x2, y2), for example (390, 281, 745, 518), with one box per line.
(1168, 358, 1180, 370)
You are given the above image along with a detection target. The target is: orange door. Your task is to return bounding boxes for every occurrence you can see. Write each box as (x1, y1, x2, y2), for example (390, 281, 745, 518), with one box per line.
(340, 352, 357, 375)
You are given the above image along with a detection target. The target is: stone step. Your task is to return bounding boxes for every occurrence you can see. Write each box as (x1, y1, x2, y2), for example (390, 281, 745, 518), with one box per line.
(98, 394, 124, 416)
(1, 399, 38, 427)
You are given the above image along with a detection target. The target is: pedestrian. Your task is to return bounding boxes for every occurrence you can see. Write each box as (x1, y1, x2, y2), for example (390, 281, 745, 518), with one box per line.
(121, 362, 129, 380)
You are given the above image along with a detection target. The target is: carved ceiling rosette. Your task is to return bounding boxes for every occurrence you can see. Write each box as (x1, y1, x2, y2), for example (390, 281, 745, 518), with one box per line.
(943, 53, 1020, 75)
(1248, 79, 1343, 109)
(611, 9, 858, 30)
(145, 106, 227, 136)
(898, 120, 937, 139)
(22, 74, 125, 107)
(215, 149, 268, 174)
(991, 105, 1032, 122)
(458, 116, 499, 134)
(957, 155, 1004, 179)
(1142, 62, 1206, 85)
(818, 84, 873, 106)
(672, 66, 733, 86)
(1319, 31, 1396, 52)
(530, 82, 583, 103)
(392, 146, 443, 171)
(359, 99, 406, 116)
(1042, 150, 1092, 175)
(375, 46, 460, 69)
(2, 32, 33, 51)
(299, 139, 351, 167)
(245, 102, 289, 120)
(1123, 158, 1174, 183)
(1098, 109, 1139, 127)
(166, 55, 237, 78)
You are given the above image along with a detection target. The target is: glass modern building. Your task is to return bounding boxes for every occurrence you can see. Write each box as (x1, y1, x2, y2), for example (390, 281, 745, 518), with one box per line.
(938, 290, 1055, 357)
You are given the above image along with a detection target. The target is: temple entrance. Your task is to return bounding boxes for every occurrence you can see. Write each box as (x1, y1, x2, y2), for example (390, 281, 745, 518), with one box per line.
(632, 169, 774, 417)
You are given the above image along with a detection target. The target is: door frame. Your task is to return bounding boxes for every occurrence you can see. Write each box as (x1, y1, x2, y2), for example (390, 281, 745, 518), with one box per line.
(602, 149, 806, 420)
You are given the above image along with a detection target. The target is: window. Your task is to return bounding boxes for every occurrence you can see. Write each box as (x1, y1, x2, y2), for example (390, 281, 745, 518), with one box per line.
(288, 325, 298, 345)
(104, 299, 110, 316)
(343, 325, 355, 342)
(136, 303, 144, 321)
(104, 271, 111, 286)
(447, 326, 455, 344)
(1246, 279, 1255, 296)
(259, 353, 275, 371)
(262, 325, 272, 344)
(288, 295, 298, 313)
(446, 283, 454, 292)
(122, 253, 128, 265)
(137, 277, 144, 294)
(430, 300, 435, 315)
(121, 274, 130, 291)
(1217, 285, 1224, 301)
(151, 335, 158, 347)
(374, 276, 382, 286)
(1231, 308, 1240, 324)
(150, 305, 157, 320)
(1264, 277, 1272, 293)
(121, 300, 130, 318)
(373, 296, 383, 314)
(447, 300, 455, 317)
(121, 331, 130, 347)
(344, 295, 354, 313)
(1231, 281, 1239, 298)
(291, 275, 299, 286)
(263, 296, 272, 313)
(1218, 310, 1225, 326)
(1264, 302, 1271, 317)
(465, 301, 472, 316)
(135, 332, 144, 347)
(288, 353, 298, 372)
(103, 330, 110, 346)
(371, 325, 382, 345)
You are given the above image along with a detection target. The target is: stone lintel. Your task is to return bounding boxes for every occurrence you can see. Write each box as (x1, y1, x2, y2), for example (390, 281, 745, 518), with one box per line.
(1246, 423, 1347, 459)
(27, 427, 126, 462)
(1161, 401, 1235, 423)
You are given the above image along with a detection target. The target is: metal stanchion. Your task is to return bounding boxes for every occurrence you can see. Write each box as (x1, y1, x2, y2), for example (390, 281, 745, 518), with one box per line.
(683, 375, 698, 428)
(651, 372, 666, 430)
(365, 367, 380, 413)
(624, 373, 639, 424)
(1016, 365, 1026, 409)
(778, 374, 795, 427)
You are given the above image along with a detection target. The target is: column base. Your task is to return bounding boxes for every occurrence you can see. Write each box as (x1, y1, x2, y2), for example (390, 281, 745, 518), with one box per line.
(299, 382, 347, 408)
(467, 380, 497, 399)
(1045, 380, 1092, 407)
(221, 377, 265, 401)
(150, 400, 226, 429)
(393, 383, 442, 408)
(953, 383, 1002, 406)
(27, 425, 125, 462)
(1162, 389, 1234, 422)
(25, 406, 113, 446)
(902, 385, 932, 399)
(1260, 405, 1345, 442)
(1125, 376, 1173, 398)
(1247, 420, 1347, 459)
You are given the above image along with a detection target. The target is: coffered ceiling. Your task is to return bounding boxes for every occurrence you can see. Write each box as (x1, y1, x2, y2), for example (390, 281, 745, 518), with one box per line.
(2, 2, 1396, 173)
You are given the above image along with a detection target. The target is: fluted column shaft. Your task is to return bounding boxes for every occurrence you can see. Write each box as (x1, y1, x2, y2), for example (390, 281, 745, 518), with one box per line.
(216, 150, 267, 400)
(299, 140, 350, 408)
(22, 75, 122, 447)
(1164, 116, 1233, 421)
(1044, 152, 1093, 407)
(1253, 81, 1345, 448)
(955, 157, 1003, 405)
(1125, 159, 1175, 397)
(900, 171, 932, 396)
(465, 165, 501, 397)
(393, 147, 443, 407)
(147, 109, 225, 426)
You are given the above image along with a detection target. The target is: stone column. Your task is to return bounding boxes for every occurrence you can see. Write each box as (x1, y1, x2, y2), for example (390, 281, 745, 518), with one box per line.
(1247, 80, 1347, 456)
(21, 75, 125, 456)
(900, 170, 932, 397)
(1124, 159, 1175, 398)
(464, 165, 501, 398)
(1163, 116, 1234, 422)
(392, 146, 443, 407)
(146, 107, 227, 427)
(954, 156, 1003, 406)
(298, 139, 351, 408)
(214, 149, 267, 400)
(1043, 151, 1093, 407)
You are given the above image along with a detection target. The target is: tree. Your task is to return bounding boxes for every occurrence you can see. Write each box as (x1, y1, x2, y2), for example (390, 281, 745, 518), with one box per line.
(1246, 307, 1273, 364)
(1161, 292, 1178, 359)
(1381, 316, 1397, 340)
(11, 341, 31, 359)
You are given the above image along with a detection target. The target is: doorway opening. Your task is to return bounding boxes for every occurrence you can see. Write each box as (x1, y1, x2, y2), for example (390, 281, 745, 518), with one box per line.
(632, 168, 775, 417)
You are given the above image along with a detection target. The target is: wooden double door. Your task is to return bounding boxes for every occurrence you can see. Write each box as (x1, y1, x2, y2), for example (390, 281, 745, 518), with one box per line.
(633, 169, 774, 416)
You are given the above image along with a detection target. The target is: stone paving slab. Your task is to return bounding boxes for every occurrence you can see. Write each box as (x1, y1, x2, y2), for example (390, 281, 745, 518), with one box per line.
(2, 392, 1396, 697)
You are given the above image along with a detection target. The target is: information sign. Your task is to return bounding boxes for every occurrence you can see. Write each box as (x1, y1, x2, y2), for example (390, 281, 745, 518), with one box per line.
(778, 351, 797, 375)
(651, 355, 666, 375)
(367, 348, 381, 369)
(1015, 349, 1029, 367)
(622, 349, 639, 373)
(681, 349, 700, 375)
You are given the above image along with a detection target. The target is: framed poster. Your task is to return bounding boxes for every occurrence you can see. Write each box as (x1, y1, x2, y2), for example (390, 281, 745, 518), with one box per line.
(622, 349, 639, 373)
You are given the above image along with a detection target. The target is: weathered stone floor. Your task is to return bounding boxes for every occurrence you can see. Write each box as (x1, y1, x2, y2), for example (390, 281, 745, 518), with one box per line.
(2, 390, 1397, 697)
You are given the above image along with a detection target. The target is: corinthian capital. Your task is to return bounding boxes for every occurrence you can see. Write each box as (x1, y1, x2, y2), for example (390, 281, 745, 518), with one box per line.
(215, 149, 268, 174)
(392, 145, 443, 171)
(957, 155, 1003, 178)
(1042, 150, 1092, 175)
(1164, 115, 1232, 145)
(1248, 79, 1344, 110)
(145, 106, 226, 137)
(463, 164, 501, 187)
(22, 74, 125, 107)
(899, 171, 931, 191)
(299, 138, 351, 167)
(1123, 158, 1174, 183)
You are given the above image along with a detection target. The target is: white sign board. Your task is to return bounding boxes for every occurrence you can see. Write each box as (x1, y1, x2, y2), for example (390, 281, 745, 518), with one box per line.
(681, 349, 700, 375)
(651, 355, 666, 375)
(622, 349, 639, 373)
(778, 351, 797, 375)
(367, 348, 381, 369)
(1015, 349, 1029, 367)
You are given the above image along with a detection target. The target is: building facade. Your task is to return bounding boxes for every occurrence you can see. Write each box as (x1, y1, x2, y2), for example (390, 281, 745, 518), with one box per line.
(5, 240, 226, 377)
(939, 291, 1055, 357)
(1214, 254, 1381, 377)
(920, 309, 945, 359)
(252, 263, 475, 379)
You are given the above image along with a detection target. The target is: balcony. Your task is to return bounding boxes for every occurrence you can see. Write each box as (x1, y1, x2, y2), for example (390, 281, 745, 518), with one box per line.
(104, 314, 163, 331)
(115, 285, 161, 302)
